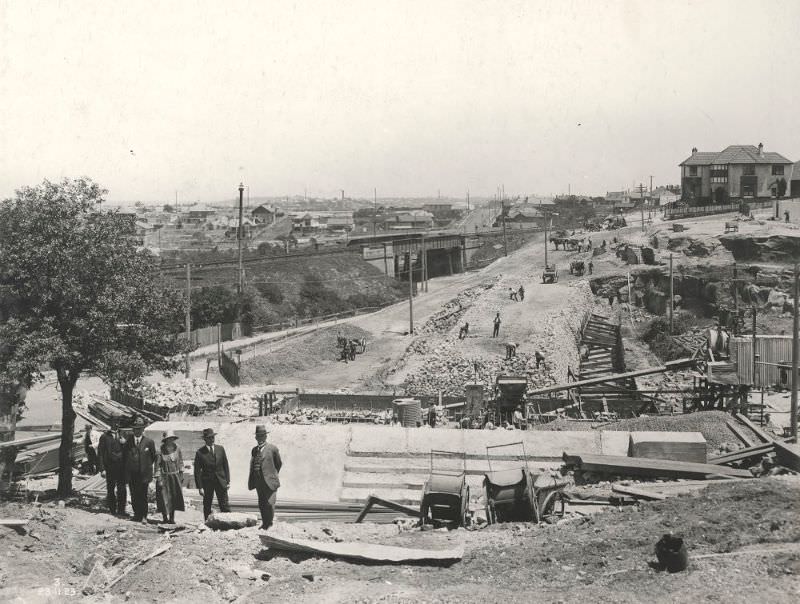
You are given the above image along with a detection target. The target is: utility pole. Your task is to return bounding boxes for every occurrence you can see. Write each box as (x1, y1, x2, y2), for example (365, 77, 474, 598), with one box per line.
(544, 210, 549, 268)
(733, 262, 739, 325)
(638, 183, 647, 232)
(669, 253, 674, 335)
(408, 253, 414, 335)
(237, 183, 245, 296)
(421, 234, 428, 293)
(501, 198, 508, 256)
(752, 307, 758, 390)
(791, 263, 799, 442)
(185, 263, 191, 378)
(373, 187, 377, 238)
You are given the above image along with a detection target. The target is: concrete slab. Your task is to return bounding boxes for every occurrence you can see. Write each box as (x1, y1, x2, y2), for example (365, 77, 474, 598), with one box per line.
(348, 425, 612, 458)
(146, 421, 350, 502)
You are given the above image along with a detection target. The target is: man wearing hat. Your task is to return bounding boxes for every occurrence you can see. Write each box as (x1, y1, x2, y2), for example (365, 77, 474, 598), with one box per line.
(98, 419, 127, 516)
(194, 427, 231, 519)
(248, 424, 282, 530)
(124, 416, 157, 523)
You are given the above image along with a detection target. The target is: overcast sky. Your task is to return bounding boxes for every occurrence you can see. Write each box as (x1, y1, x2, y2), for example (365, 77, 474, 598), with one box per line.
(1, 0, 798, 203)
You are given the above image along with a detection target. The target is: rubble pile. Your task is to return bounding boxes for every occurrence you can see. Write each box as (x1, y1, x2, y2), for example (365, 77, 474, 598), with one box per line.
(417, 281, 497, 335)
(141, 379, 220, 411)
(270, 406, 391, 424)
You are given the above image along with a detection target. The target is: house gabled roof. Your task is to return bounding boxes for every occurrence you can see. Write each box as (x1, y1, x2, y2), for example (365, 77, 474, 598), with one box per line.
(681, 145, 792, 166)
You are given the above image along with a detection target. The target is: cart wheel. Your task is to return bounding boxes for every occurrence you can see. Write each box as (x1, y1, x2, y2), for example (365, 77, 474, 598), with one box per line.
(540, 491, 567, 519)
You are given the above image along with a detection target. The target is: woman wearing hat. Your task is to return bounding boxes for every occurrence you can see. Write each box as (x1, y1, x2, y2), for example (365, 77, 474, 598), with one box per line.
(154, 430, 185, 524)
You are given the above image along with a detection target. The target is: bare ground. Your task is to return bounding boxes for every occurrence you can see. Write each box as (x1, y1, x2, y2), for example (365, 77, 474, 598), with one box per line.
(1, 477, 799, 603)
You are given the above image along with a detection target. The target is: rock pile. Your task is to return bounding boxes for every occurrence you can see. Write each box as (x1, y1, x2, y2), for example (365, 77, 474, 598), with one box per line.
(141, 379, 220, 411)
(417, 281, 497, 335)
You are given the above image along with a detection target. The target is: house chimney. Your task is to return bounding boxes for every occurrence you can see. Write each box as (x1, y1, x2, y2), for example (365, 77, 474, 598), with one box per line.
(758, 142, 764, 156)
(691, 147, 697, 155)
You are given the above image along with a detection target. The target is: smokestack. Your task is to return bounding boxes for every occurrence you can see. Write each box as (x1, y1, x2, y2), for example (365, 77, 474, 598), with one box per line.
(758, 142, 764, 156)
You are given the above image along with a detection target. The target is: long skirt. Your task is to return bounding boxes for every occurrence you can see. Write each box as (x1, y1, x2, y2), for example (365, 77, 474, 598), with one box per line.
(156, 473, 185, 518)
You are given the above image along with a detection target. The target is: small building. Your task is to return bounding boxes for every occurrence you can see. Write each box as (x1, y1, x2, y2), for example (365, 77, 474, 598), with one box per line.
(384, 210, 434, 230)
(251, 204, 279, 224)
(680, 144, 793, 203)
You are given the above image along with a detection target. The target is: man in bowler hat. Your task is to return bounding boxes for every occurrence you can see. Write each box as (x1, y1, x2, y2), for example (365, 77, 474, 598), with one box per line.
(194, 427, 231, 519)
(248, 424, 282, 530)
(124, 416, 157, 523)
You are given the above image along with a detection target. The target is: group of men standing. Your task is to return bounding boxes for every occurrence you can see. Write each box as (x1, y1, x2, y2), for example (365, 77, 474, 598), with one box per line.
(95, 419, 281, 530)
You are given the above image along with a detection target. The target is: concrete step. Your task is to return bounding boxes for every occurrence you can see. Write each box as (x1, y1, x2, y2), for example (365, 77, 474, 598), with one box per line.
(338, 487, 424, 505)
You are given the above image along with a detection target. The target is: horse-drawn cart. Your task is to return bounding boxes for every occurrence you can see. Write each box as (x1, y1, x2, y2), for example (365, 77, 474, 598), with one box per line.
(542, 264, 559, 284)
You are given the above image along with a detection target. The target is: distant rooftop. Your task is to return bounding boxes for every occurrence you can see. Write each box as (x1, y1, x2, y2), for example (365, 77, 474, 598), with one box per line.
(681, 145, 792, 166)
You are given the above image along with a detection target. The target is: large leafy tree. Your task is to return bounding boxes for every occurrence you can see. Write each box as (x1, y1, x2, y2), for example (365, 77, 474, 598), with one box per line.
(0, 178, 185, 495)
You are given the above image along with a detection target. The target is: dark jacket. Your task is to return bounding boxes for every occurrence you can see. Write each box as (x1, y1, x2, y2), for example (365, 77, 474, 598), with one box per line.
(124, 435, 157, 483)
(194, 445, 230, 490)
(248, 442, 282, 491)
(97, 430, 126, 476)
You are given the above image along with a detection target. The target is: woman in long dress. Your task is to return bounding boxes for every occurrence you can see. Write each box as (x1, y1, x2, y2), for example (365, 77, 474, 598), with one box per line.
(154, 430, 185, 524)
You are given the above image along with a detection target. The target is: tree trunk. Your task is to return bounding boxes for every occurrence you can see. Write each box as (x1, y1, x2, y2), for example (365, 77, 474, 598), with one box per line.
(57, 376, 77, 497)
(0, 383, 24, 491)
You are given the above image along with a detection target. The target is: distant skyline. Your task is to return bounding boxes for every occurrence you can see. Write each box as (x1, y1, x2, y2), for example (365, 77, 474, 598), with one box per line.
(2, 0, 798, 203)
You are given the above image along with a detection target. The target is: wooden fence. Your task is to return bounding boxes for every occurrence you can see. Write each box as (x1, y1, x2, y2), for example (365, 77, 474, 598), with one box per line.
(664, 199, 773, 220)
(178, 322, 243, 348)
(219, 350, 240, 387)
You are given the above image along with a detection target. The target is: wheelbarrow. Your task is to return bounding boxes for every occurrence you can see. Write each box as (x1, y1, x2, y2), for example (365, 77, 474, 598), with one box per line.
(419, 449, 470, 528)
(483, 442, 567, 524)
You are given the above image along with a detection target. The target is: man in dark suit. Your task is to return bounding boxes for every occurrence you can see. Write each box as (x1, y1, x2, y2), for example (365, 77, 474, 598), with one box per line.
(124, 416, 157, 523)
(248, 424, 282, 530)
(97, 419, 127, 516)
(194, 427, 231, 519)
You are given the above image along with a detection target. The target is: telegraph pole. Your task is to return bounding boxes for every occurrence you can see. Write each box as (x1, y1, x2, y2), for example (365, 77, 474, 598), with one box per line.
(501, 198, 508, 257)
(185, 263, 191, 378)
(791, 263, 799, 442)
(408, 253, 414, 335)
(421, 234, 428, 293)
(373, 187, 378, 238)
(733, 262, 739, 323)
(669, 253, 674, 335)
(544, 210, 549, 268)
(237, 183, 245, 296)
(638, 183, 647, 232)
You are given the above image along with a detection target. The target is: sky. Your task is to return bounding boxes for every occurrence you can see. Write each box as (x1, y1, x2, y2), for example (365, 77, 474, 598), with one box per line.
(1, 0, 799, 203)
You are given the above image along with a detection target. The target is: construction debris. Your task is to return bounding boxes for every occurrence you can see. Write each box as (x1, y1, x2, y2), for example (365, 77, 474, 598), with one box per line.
(205, 512, 259, 530)
(260, 534, 464, 565)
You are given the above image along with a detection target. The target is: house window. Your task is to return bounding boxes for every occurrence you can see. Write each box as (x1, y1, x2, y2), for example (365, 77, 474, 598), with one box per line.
(689, 166, 697, 176)
(710, 165, 727, 184)
(772, 165, 784, 176)
(743, 165, 756, 176)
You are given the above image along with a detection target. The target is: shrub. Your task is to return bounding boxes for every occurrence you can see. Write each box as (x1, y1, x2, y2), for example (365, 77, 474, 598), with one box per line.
(191, 286, 238, 328)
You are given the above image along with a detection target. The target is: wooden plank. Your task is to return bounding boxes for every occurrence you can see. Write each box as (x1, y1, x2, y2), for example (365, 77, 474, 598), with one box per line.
(527, 362, 696, 396)
(260, 534, 463, 564)
(0, 433, 62, 451)
(355, 495, 420, 523)
(563, 452, 752, 479)
(733, 413, 774, 443)
(0, 518, 28, 527)
(708, 443, 774, 465)
(611, 484, 667, 501)
(726, 420, 756, 447)
(773, 440, 800, 473)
